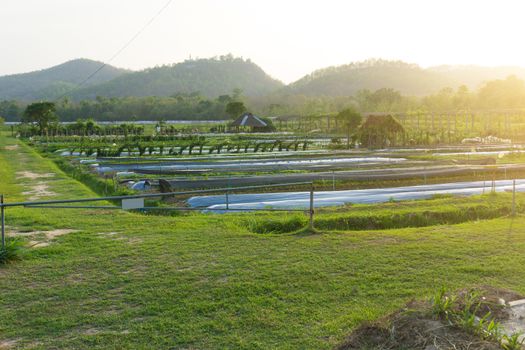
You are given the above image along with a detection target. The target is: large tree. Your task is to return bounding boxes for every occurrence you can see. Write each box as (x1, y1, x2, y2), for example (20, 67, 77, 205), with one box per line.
(225, 101, 247, 119)
(478, 75, 525, 109)
(22, 102, 58, 135)
(337, 107, 362, 149)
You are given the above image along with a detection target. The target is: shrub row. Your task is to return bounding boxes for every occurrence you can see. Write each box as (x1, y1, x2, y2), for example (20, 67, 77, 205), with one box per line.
(242, 198, 521, 234)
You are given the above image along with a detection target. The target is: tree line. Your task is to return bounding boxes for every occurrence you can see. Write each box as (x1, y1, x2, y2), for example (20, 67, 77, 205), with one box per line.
(3, 75, 525, 122)
(0, 92, 246, 122)
(252, 75, 525, 115)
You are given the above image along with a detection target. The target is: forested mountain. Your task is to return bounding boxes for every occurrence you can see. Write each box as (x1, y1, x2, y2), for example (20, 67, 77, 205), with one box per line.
(0, 59, 129, 101)
(4, 57, 525, 121)
(3, 56, 525, 103)
(286, 60, 452, 96)
(285, 59, 525, 97)
(70, 56, 284, 100)
(428, 65, 525, 89)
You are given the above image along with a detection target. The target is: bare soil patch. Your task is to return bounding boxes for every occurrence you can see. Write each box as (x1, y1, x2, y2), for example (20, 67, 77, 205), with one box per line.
(8, 228, 78, 247)
(16, 172, 56, 200)
(3, 145, 19, 151)
(0, 339, 18, 349)
(16, 171, 54, 180)
(97, 232, 119, 236)
(82, 328, 101, 336)
(97, 231, 142, 244)
(44, 229, 77, 239)
(337, 303, 500, 349)
(28, 240, 49, 248)
(21, 182, 56, 201)
(336, 287, 525, 350)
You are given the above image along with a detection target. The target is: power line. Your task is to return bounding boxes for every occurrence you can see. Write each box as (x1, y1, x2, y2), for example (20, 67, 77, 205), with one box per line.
(56, 0, 173, 101)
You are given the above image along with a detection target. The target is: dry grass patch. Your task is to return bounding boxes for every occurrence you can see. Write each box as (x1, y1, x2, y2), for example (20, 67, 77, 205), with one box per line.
(21, 182, 56, 201)
(15, 171, 54, 180)
(8, 228, 78, 247)
(0, 339, 19, 349)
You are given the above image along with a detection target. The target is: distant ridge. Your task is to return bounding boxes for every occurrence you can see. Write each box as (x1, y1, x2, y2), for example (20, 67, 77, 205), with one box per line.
(69, 55, 284, 100)
(0, 58, 129, 100)
(427, 64, 525, 89)
(2, 57, 525, 101)
(285, 59, 525, 96)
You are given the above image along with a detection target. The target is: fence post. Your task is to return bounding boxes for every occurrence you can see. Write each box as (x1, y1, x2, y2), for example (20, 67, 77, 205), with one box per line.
(1, 194, 5, 249)
(512, 179, 516, 217)
(309, 184, 314, 230)
(225, 190, 229, 210)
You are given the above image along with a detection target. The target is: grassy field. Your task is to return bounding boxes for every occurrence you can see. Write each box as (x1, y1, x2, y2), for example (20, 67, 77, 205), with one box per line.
(2, 134, 525, 349)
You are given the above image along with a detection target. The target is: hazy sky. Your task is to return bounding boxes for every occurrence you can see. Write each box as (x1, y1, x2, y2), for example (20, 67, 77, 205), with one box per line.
(2, 0, 525, 83)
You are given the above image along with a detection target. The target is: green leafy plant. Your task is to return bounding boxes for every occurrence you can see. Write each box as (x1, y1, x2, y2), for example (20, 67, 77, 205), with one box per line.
(431, 287, 456, 320)
(0, 238, 26, 265)
(501, 333, 524, 350)
(483, 318, 502, 340)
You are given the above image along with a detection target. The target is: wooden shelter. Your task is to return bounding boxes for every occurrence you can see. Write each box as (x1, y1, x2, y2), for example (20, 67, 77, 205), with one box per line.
(359, 114, 405, 148)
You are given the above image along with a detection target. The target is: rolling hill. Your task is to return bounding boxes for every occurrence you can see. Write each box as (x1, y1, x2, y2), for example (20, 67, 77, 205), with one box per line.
(3, 57, 525, 102)
(0, 59, 129, 101)
(428, 64, 525, 89)
(286, 59, 450, 96)
(70, 56, 284, 100)
(286, 59, 525, 96)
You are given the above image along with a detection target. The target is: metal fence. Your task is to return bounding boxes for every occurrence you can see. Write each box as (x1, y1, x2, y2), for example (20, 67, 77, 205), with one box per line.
(0, 182, 315, 249)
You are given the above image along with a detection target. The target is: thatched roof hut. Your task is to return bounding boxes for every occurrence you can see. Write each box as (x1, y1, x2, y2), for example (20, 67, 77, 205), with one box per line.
(359, 114, 404, 148)
(230, 113, 268, 131)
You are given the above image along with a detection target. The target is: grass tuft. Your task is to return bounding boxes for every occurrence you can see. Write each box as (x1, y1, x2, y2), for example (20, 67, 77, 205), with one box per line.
(0, 237, 26, 265)
(243, 214, 307, 234)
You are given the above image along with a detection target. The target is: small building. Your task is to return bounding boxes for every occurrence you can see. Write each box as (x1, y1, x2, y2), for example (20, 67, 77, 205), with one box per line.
(230, 113, 268, 132)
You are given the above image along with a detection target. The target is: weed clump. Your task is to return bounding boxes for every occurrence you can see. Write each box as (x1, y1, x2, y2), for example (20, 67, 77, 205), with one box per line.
(0, 237, 26, 265)
(431, 288, 524, 349)
(338, 287, 525, 350)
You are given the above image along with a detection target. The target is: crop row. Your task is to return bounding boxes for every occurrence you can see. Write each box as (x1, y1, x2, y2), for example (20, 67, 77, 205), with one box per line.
(36, 140, 310, 156)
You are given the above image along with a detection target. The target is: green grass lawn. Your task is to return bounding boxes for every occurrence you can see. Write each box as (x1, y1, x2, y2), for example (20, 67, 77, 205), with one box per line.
(2, 134, 525, 349)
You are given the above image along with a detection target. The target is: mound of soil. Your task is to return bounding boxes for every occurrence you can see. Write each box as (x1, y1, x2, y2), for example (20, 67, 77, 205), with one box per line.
(336, 286, 525, 350)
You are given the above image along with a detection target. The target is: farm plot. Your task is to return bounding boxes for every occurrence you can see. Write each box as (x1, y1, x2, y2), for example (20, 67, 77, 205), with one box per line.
(187, 179, 525, 210)
(28, 133, 525, 207)
(159, 161, 525, 190)
(93, 156, 407, 174)
(5, 134, 525, 349)
(33, 134, 313, 157)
